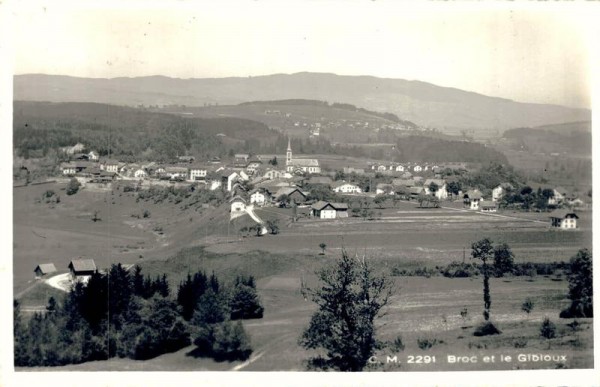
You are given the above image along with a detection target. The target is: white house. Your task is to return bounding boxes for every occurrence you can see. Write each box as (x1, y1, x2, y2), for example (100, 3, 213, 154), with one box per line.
(165, 166, 189, 180)
(250, 189, 269, 206)
(375, 183, 395, 196)
(549, 210, 578, 229)
(464, 189, 483, 210)
(311, 201, 349, 219)
(492, 183, 514, 202)
(189, 166, 208, 181)
(395, 165, 405, 172)
(549, 187, 569, 205)
(134, 169, 147, 179)
(88, 151, 99, 161)
(230, 196, 247, 213)
(332, 182, 362, 194)
(413, 165, 423, 172)
(61, 163, 77, 175)
(424, 179, 448, 200)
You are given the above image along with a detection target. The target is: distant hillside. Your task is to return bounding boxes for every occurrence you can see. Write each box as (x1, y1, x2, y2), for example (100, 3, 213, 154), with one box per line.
(501, 121, 591, 156)
(153, 99, 420, 144)
(14, 73, 590, 135)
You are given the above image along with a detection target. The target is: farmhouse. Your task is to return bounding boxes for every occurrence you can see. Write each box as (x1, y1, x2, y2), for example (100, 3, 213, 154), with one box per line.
(249, 189, 269, 206)
(413, 165, 423, 172)
(230, 196, 247, 213)
(492, 183, 514, 202)
(189, 165, 209, 181)
(68, 259, 97, 282)
(274, 187, 308, 204)
(286, 140, 321, 174)
(376, 183, 395, 196)
(34, 263, 57, 279)
(549, 210, 579, 229)
(101, 159, 122, 173)
(480, 201, 498, 213)
(164, 166, 189, 180)
(332, 181, 362, 194)
(463, 190, 483, 210)
(549, 186, 569, 205)
(246, 157, 263, 173)
(88, 151, 99, 161)
(61, 162, 77, 175)
(424, 179, 448, 200)
(311, 201, 349, 219)
(134, 169, 147, 179)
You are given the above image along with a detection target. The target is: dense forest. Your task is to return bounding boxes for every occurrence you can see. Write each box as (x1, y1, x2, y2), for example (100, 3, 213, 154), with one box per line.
(395, 136, 508, 164)
(14, 264, 263, 366)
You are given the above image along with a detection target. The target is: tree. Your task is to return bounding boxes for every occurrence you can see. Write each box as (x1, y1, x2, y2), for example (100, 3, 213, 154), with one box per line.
(471, 238, 494, 321)
(428, 182, 439, 197)
(299, 251, 393, 371)
(66, 177, 81, 195)
(269, 156, 278, 166)
(446, 181, 461, 199)
(319, 242, 327, 255)
(493, 243, 514, 277)
(561, 249, 593, 318)
(277, 194, 290, 208)
(230, 276, 264, 320)
(521, 298, 534, 316)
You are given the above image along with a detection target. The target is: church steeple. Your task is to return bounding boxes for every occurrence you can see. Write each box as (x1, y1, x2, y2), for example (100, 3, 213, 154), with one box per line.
(286, 138, 292, 166)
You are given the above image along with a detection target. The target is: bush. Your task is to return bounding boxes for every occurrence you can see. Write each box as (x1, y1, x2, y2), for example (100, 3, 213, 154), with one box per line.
(521, 298, 534, 315)
(417, 337, 439, 350)
(442, 261, 479, 278)
(389, 336, 405, 352)
(143, 209, 151, 218)
(473, 321, 501, 336)
(513, 338, 528, 348)
(540, 317, 557, 339)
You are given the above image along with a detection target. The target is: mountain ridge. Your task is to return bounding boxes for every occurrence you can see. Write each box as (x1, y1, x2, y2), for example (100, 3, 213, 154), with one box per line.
(14, 72, 590, 134)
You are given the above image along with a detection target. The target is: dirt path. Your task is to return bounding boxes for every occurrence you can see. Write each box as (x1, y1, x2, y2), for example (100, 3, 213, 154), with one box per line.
(440, 206, 547, 224)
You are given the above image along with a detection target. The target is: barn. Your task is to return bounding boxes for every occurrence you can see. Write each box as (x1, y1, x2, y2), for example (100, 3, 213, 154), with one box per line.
(34, 263, 57, 279)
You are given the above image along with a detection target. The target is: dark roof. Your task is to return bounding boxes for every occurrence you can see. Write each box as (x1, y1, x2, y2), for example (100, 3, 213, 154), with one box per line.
(34, 263, 57, 274)
(311, 201, 348, 211)
(68, 259, 96, 273)
(549, 210, 578, 219)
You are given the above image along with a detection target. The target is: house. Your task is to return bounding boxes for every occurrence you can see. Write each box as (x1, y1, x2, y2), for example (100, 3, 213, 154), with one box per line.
(274, 187, 308, 204)
(230, 196, 247, 212)
(249, 189, 269, 206)
(463, 190, 483, 210)
(409, 186, 424, 198)
(549, 210, 579, 229)
(413, 165, 423, 172)
(492, 183, 514, 202)
(550, 186, 569, 205)
(68, 259, 97, 281)
(165, 166, 189, 180)
(311, 201, 349, 219)
(395, 165, 405, 172)
(189, 165, 209, 181)
(134, 169, 147, 179)
(220, 170, 241, 192)
(286, 140, 321, 174)
(34, 263, 57, 279)
(376, 183, 395, 196)
(88, 151, 99, 162)
(392, 179, 414, 188)
(101, 159, 122, 173)
(246, 157, 263, 173)
(332, 181, 362, 194)
(423, 179, 448, 200)
(61, 162, 77, 175)
(480, 201, 498, 213)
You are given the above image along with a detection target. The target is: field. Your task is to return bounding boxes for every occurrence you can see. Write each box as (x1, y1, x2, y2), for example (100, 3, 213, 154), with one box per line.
(13, 183, 593, 371)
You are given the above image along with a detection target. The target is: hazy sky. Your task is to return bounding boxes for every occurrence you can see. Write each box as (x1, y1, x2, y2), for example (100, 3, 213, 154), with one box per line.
(9, 1, 596, 108)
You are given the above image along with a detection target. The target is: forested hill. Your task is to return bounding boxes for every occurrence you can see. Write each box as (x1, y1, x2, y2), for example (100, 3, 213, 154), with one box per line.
(13, 101, 507, 165)
(14, 73, 590, 134)
(13, 101, 292, 161)
(501, 121, 591, 156)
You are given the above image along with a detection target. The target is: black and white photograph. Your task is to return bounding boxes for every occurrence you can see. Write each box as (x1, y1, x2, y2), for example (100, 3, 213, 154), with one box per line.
(2, 0, 598, 385)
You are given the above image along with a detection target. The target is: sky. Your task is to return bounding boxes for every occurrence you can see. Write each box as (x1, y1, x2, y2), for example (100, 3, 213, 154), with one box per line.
(7, 1, 598, 108)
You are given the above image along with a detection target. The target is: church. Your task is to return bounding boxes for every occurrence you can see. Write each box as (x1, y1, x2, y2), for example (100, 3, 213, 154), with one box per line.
(286, 139, 321, 174)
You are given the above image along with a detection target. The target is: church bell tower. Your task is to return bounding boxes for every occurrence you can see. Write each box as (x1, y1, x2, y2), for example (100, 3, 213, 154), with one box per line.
(286, 138, 292, 166)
